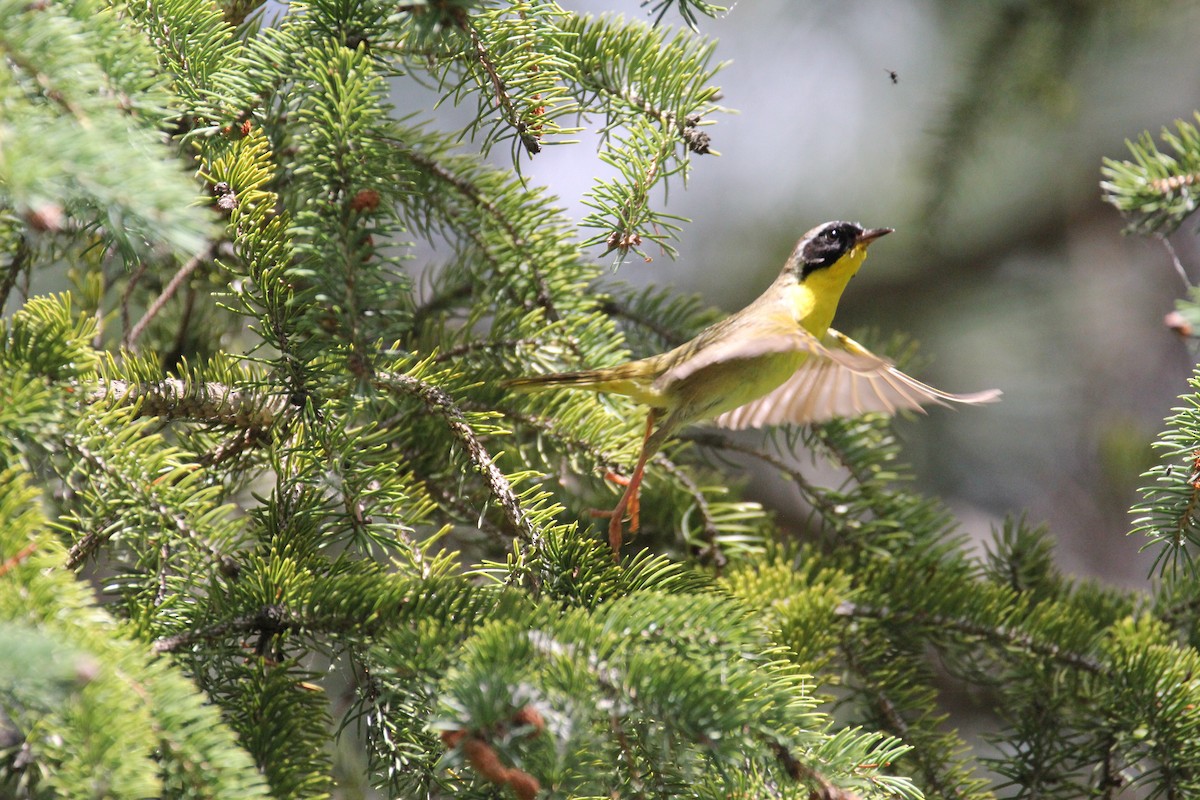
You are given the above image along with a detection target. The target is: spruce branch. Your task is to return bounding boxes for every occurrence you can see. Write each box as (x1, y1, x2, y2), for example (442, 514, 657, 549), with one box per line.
(87, 378, 285, 430)
(500, 405, 735, 561)
(680, 428, 844, 523)
(461, 14, 542, 156)
(1102, 114, 1200, 234)
(2, 39, 89, 123)
(585, 83, 715, 156)
(502, 407, 624, 474)
(562, 13, 726, 253)
(152, 604, 302, 654)
(811, 423, 883, 492)
(1153, 173, 1200, 194)
(374, 371, 538, 544)
(430, 338, 538, 364)
(410, 281, 473, 326)
(767, 738, 864, 800)
(62, 440, 228, 571)
(0, 0, 214, 257)
(565, 13, 724, 151)
(425, 482, 510, 544)
(13, 1, 1177, 796)
(600, 294, 689, 346)
(1131, 368, 1200, 575)
(836, 601, 1104, 675)
(394, 143, 561, 322)
(641, 0, 728, 29)
(836, 639, 977, 800)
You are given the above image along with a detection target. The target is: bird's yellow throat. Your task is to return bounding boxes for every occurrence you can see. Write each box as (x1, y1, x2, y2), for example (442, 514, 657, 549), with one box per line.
(785, 242, 870, 337)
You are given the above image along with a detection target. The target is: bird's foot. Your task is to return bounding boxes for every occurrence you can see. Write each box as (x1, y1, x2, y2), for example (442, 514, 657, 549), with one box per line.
(588, 471, 640, 561)
(587, 507, 626, 561)
(602, 471, 639, 532)
(607, 512, 624, 561)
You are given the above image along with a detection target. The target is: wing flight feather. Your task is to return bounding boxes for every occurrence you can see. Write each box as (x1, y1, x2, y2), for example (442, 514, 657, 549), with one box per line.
(714, 329, 1000, 430)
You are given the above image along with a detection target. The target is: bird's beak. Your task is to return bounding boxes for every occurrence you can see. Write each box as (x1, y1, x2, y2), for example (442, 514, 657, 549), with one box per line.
(858, 227, 893, 245)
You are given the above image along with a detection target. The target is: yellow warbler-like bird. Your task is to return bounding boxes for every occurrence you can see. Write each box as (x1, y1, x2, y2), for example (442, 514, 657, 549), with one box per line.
(507, 221, 1000, 557)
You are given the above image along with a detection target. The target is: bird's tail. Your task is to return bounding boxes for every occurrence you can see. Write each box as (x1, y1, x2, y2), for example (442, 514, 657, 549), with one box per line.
(503, 369, 614, 392)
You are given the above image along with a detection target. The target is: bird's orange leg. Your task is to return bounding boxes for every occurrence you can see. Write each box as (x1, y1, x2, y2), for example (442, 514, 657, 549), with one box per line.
(600, 471, 639, 532)
(593, 411, 658, 560)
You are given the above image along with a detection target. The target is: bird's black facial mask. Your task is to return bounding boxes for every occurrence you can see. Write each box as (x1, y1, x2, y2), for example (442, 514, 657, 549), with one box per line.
(798, 221, 863, 278)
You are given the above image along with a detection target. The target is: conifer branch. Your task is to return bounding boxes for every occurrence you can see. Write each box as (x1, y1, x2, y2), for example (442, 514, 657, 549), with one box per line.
(152, 604, 303, 654)
(503, 408, 726, 562)
(813, 427, 877, 491)
(600, 295, 687, 345)
(431, 338, 537, 363)
(767, 739, 863, 800)
(375, 371, 537, 544)
(1153, 172, 1200, 194)
(3, 45, 89, 123)
(425, 482, 510, 544)
(582, 78, 714, 155)
(396, 144, 560, 321)
(839, 641, 967, 800)
(15, 2, 1185, 796)
(63, 441, 228, 570)
(502, 408, 623, 474)
(836, 601, 1104, 675)
(87, 379, 285, 429)
(1102, 114, 1200, 233)
(411, 281, 472, 325)
(459, 15, 542, 156)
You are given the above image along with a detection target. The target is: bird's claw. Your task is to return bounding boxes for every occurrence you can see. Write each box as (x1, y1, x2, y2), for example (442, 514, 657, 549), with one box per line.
(602, 471, 639, 531)
(587, 471, 641, 561)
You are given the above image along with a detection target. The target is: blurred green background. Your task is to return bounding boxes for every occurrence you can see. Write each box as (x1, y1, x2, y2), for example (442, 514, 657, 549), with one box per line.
(495, 1, 1200, 585)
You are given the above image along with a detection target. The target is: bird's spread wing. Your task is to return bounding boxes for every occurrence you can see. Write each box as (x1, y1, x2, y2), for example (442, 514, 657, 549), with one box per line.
(714, 329, 1001, 430)
(654, 327, 884, 390)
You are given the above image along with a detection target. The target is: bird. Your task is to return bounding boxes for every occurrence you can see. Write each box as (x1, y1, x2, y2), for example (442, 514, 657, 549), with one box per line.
(506, 221, 1000, 558)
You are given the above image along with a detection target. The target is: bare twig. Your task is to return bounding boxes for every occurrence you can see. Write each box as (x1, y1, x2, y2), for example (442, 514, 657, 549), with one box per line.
(124, 242, 219, 349)
(119, 259, 149, 338)
(1, 234, 31, 310)
(153, 604, 301, 653)
(1159, 233, 1193, 289)
(679, 429, 845, 524)
(650, 453, 724, 567)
